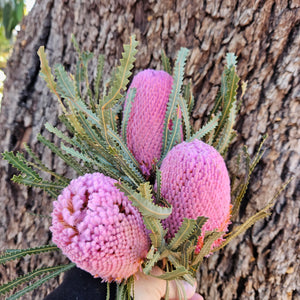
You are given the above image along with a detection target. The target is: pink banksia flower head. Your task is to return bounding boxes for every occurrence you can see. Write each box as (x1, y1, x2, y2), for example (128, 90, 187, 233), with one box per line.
(159, 139, 232, 253)
(124, 69, 174, 176)
(50, 173, 149, 282)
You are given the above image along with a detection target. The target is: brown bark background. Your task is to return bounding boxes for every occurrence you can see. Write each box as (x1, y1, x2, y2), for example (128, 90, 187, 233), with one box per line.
(0, 0, 299, 299)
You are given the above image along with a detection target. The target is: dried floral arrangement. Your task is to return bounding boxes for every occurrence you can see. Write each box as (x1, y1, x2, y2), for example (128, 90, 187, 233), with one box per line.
(0, 35, 287, 299)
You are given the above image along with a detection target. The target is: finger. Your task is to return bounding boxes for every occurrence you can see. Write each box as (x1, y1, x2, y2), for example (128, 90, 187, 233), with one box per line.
(189, 293, 204, 300)
(169, 278, 197, 299)
(133, 266, 167, 300)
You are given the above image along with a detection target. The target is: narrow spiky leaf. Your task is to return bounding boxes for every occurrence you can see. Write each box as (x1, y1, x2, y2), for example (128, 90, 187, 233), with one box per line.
(137, 182, 153, 201)
(155, 169, 162, 202)
(121, 87, 135, 141)
(94, 54, 105, 101)
(0, 245, 59, 264)
(191, 231, 223, 267)
(214, 63, 240, 139)
(6, 263, 75, 300)
(54, 64, 77, 101)
(0, 265, 71, 296)
(2, 152, 41, 181)
(143, 251, 161, 275)
(162, 105, 182, 159)
(107, 127, 142, 174)
(37, 47, 66, 112)
(178, 95, 191, 140)
(12, 175, 64, 198)
(152, 266, 189, 281)
(215, 102, 236, 154)
(101, 35, 138, 110)
(115, 182, 172, 219)
(22, 143, 69, 184)
(212, 203, 273, 252)
(161, 47, 189, 156)
(37, 135, 87, 175)
(161, 50, 172, 74)
(188, 112, 221, 142)
(168, 218, 197, 251)
(183, 81, 194, 114)
(143, 216, 165, 248)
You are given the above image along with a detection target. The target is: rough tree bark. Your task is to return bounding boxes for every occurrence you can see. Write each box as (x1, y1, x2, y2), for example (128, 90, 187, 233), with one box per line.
(0, 0, 299, 299)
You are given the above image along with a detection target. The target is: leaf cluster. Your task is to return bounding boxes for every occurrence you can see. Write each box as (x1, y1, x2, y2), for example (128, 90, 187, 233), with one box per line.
(1, 37, 287, 300)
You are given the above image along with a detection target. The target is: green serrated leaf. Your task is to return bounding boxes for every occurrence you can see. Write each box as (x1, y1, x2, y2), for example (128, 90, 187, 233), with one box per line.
(107, 127, 142, 174)
(161, 47, 189, 157)
(143, 216, 165, 248)
(6, 263, 75, 300)
(152, 266, 189, 281)
(155, 169, 162, 202)
(143, 251, 161, 275)
(44, 122, 73, 145)
(188, 112, 221, 142)
(121, 87, 135, 141)
(54, 64, 77, 101)
(22, 143, 69, 185)
(166, 254, 195, 286)
(0, 245, 59, 265)
(168, 218, 197, 251)
(213, 63, 240, 140)
(95, 54, 105, 102)
(161, 50, 172, 75)
(215, 102, 236, 154)
(0, 265, 70, 296)
(191, 231, 223, 268)
(183, 81, 194, 115)
(2, 151, 42, 180)
(116, 182, 172, 219)
(178, 95, 191, 140)
(212, 205, 272, 253)
(37, 134, 87, 175)
(37, 47, 66, 113)
(137, 182, 153, 201)
(12, 175, 63, 198)
(101, 35, 138, 143)
(226, 53, 237, 68)
(161, 105, 182, 159)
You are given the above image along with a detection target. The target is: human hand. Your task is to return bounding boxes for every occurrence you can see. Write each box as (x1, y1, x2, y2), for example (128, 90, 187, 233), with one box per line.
(133, 266, 204, 300)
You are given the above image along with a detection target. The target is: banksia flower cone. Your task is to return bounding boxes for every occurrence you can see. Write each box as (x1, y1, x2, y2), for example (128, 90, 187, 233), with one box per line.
(159, 139, 231, 252)
(124, 69, 173, 175)
(50, 173, 149, 282)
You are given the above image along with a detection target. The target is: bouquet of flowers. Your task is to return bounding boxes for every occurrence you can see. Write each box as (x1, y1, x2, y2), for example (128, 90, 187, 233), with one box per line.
(0, 35, 285, 299)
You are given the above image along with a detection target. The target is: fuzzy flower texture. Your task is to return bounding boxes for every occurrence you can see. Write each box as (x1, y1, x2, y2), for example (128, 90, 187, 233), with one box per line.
(160, 139, 232, 253)
(124, 69, 173, 176)
(50, 173, 149, 282)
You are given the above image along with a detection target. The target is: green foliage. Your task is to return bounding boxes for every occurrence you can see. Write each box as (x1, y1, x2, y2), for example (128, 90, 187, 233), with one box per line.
(161, 47, 189, 160)
(161, 50, 172, 74)
(0, 264, 73, 297)
(6, 263, 75, 300)
(2, 36, 284, 300)
(0, 245, 59, 265)
(208, 53, 240, 154)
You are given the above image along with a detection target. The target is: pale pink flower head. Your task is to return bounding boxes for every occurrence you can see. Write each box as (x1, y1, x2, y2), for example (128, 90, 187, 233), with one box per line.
(50, 173, 149, 282)
(124, 69, 173, 176)
(159, 139, 231, 253)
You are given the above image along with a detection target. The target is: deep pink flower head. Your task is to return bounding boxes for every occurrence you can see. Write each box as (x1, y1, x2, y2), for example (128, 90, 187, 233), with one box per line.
(159, 139, 231, 253)
(50, 173, 149, 282)
(124, 69, 173, 176)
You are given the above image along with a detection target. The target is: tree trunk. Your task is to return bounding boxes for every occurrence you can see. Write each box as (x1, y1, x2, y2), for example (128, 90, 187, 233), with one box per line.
(0, 0, 299, 299)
